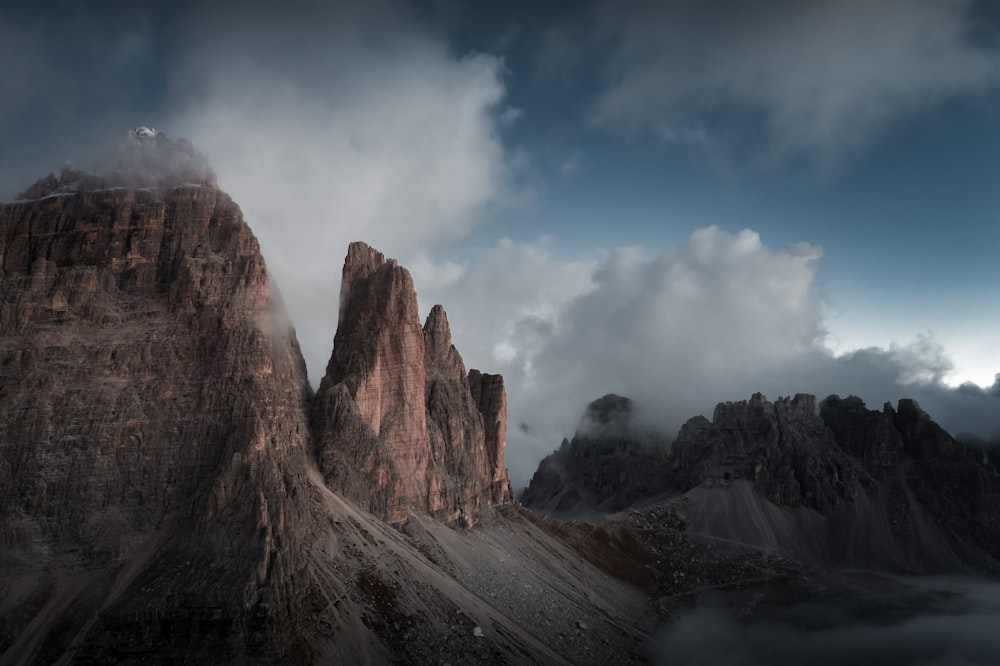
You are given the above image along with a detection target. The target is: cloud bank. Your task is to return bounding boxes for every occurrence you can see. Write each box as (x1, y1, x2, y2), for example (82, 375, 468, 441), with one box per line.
(425, 227, 1000, 487)
(164, 1, 516, 379)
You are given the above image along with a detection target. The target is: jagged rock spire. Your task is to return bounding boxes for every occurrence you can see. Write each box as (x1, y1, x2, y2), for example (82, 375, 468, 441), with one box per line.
(312, 242, 513, 525)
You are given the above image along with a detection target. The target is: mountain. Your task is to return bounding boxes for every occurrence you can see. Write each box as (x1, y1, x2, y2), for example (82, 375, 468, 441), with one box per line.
(0, 132, 315, 661)
(521, 394, 671, 517)
(310, 243, 513, 526)
(524, 391, 1000, 574)
(6, 129, 996, 663)
(0, 132, 655, 664)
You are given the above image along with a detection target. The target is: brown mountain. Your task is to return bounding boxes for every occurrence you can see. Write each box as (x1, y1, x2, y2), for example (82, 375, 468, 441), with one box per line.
(310, 243, 513, 526)
(0, 133, 653, 664)
(524, 391, 1000, 574)
(0, 155, 316, 660)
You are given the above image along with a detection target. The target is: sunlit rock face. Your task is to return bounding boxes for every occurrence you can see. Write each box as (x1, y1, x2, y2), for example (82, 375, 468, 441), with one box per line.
(0, 169, 316, 659)
(311, 242, 514, 525)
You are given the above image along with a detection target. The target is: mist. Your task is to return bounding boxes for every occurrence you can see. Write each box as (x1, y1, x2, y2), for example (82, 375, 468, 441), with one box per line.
(652, 576, 1000, 666)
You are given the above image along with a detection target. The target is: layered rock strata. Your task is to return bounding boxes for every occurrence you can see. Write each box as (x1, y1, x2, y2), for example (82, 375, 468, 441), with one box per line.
(311, 243, 514, 525)
(0, 166, 316, 660)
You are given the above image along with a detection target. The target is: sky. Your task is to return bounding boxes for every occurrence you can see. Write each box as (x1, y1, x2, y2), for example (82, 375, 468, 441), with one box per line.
(3, 0, 999, 486)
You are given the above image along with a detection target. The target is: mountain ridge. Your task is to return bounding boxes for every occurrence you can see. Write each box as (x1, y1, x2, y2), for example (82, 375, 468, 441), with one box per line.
(523, 391, 1000, 573)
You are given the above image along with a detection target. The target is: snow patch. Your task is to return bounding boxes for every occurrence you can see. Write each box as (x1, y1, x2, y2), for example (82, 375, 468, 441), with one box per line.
(128, 126, 159, 141)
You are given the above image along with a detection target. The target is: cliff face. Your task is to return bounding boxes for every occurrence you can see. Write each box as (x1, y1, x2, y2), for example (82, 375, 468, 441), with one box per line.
(311, 242, 513, 525)
(0, 136, 645, 664)
(521, 395, 671, 517)
(821, 395, 1000, 569)
(670, 393, 1000, 571)
(526, 391, 1000, 573)
(669, 393, 871, 512)
(0, 170, 315, 659)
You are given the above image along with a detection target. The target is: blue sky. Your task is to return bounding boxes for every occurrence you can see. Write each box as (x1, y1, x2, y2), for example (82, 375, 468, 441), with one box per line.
(3, 0, 999, 483)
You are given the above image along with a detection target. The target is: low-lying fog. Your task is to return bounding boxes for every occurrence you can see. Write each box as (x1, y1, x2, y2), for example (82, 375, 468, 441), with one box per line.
(653, 575, 1000, 666)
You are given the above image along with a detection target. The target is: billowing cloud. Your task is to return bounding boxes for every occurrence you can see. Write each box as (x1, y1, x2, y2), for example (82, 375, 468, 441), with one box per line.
(592, 0, 1000, 167)
(429, 227, 1000, 487)
(165, 1, 517, 379)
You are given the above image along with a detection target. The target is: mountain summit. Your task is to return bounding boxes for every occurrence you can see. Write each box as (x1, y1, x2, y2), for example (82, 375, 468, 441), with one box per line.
(16, 127, 216, 200)
(311, 242, 514, 525)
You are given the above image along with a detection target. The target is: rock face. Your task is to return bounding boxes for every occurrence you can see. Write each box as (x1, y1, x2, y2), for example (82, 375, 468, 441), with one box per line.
(669, 393, 871, 512)
(0, 145, 316, 660)
(521, 395, 671, 517)
(671, 393, 1000, 572)
(0, 136, 656, 665)
(311, 242, 513, 525)
(526, 391, 1000, 573)
(821, 395, 1000, 570)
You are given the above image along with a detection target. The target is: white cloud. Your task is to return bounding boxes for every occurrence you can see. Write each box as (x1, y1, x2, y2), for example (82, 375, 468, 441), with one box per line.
(168, 2, 517, 381)
(592, 0, 1000, 168)
(432, 227, 1000, 488)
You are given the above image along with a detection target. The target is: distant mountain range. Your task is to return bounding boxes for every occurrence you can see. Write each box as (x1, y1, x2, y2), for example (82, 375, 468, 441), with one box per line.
(523, 392, 1000, 573)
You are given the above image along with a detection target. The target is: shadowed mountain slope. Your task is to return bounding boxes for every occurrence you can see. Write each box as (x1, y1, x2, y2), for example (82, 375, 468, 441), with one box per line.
(524, 392, 1000, 574)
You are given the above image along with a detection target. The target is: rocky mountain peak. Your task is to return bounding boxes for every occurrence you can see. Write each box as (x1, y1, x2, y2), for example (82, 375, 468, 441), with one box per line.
(15, 128, 217, 201)
(313, 243, 513, 525)
(521, 393, 670, 518)
(578, 393, 634, 435)
(529, 390, 1000, 572)
(0, 167, 314, 658)
(342, 240, 391, 281)
(424, 302, 452, 345)
(128, 125, 160, 141)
